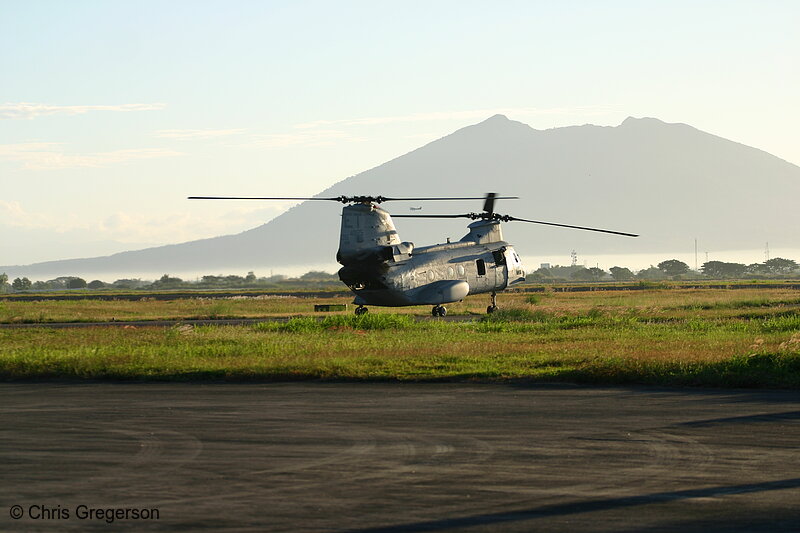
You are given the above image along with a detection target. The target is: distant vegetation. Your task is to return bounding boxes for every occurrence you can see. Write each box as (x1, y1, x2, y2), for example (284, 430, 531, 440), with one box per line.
(0, 257, 798, 294)
(0, 270, 341, 293)
(527, 257, 799, 283)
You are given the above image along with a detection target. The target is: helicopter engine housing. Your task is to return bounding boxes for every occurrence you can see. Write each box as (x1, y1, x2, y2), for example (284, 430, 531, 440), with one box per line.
(460, 219, 504, 244)
(337, 203, 402, 265)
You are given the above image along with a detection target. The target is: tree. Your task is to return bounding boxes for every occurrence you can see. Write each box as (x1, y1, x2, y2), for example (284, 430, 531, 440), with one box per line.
(87, 280, 106, 289)
(41, 276, 83, 289)
(527, 267, 554, 282)
(12, 277, 32, 291)
(299, 270, 337, 281)
(609, 266, 634, 281)
(153, 274, 183, 287)
(746, 263, 770, 275)
(112, 279, 144, 289)
(586, 267, 607, 281)
(43, 277, 67, 289)
(701, 261, 746, 279)
(636, 266, 666, 280)
(763, 258, 798, 275)
(548, 265, 583, 281)
(245, 271, 257, 283)
(0, 273, 8, 293)
(571, 268, 605, 281)
(657, 259, 690, 278)
(67, 277, 87, 289)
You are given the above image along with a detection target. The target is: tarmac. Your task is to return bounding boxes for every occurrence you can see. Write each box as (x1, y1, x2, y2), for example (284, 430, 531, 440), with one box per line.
(1, 382, 799, 532)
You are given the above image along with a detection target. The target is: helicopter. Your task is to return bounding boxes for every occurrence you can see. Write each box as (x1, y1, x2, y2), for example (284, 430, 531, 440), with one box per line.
(188, 193, 638, 316)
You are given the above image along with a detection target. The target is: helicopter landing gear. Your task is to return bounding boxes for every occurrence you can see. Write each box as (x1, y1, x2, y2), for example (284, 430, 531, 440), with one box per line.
(431, 305, 447, 317)
(355, 305, 369, 316)
(487, 291, 498, 314)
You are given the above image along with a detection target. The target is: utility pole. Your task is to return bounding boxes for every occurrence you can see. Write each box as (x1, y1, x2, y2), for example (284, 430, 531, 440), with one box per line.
(694, 238, 698, 271)
(765, 242, 770, 262)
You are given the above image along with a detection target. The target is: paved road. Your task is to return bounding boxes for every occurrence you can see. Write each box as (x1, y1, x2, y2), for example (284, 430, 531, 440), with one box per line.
(1, 383, 799, 532)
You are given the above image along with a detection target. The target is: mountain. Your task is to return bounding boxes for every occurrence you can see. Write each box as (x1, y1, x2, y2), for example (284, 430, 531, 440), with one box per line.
(3, 115, 798, 279)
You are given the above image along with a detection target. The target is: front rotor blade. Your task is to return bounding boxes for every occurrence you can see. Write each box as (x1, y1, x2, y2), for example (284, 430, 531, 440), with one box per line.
(187, 196, 341, 201)
(507, 217, 639, 237)
(188, 195, 519, 204)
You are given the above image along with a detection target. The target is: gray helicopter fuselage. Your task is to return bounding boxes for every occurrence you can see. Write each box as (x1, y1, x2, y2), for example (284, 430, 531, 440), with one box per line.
(336, 203, 525, 307)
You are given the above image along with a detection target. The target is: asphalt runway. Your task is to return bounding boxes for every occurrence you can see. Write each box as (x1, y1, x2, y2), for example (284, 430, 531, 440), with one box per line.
(1, 383, 799, 532)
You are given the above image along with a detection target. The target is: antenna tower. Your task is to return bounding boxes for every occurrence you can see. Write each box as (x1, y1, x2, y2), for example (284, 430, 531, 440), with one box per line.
(765, 242, 770, 262)
(571, 250, 578, 267)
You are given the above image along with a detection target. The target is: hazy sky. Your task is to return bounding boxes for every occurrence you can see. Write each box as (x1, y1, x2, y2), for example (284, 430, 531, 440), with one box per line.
(1, 0, 798, 267)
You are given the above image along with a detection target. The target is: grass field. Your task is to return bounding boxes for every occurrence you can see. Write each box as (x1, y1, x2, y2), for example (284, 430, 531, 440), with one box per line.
(1, 288, 799, 387)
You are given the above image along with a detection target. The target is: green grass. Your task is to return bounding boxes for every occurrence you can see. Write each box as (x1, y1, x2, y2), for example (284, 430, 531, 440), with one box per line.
(3, 287, 799, 324)
(1, 301, 799, 386)
(2, 288, 798, 386)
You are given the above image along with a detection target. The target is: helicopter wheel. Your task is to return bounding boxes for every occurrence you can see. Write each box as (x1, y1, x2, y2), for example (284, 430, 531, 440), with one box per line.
(355, 306, 368, 316)
(432, 305, 447, 317)
(487, 291, 498, 314)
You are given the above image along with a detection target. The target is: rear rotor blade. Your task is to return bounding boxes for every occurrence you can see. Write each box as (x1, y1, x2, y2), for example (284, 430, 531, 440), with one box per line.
(382, 196, 517, 202)
(505, 216, 639, 237)
(483, 192, 497, 215)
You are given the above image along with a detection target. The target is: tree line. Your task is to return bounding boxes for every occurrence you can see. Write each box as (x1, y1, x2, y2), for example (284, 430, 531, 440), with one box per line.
(529, 257, 799, 282)
(1, 258, 798, 293)
(0, 271, 340, 293)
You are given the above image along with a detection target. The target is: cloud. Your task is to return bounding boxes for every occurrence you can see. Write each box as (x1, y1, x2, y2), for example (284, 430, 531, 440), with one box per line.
(158, 106, 614, 152)
(0, 142, 182, 170)
(246, 129, 365, 148)
(233, 106, 613, 150)
(0, 102, 167, 120)
(293, 106, 615, 129)
(0, 201, 293, 247)
(100, 204, 294, 242)
(0, 200, 83, 232)
(155, 128, 247, 140)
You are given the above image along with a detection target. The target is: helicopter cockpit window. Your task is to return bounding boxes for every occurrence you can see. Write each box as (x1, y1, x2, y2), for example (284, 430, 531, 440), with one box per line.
(476, 259, 486, 276)
(492, 250, 506, 265)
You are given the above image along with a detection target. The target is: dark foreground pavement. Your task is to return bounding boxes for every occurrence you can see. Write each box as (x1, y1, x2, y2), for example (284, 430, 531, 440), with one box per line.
(1, 383, 799, 532)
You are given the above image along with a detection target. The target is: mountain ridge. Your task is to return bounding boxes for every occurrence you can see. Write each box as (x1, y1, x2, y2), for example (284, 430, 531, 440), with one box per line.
(3, 115, 798, 278)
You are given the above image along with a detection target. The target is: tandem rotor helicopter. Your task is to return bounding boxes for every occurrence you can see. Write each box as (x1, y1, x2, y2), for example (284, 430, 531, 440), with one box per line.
(189, 194, 638, 316)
